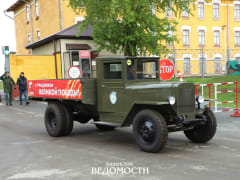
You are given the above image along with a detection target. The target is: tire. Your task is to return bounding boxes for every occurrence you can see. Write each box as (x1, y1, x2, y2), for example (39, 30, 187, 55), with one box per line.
(44, 103, 67, 137)
(133, 109, 168, 153)
(62, 105, 74, 136)
(184, 108, 217, 143)
(95, 124, 115, 131)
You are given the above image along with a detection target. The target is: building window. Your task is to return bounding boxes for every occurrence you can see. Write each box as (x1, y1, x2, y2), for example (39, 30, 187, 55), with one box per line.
(184, 58, 191, 73)
(234, 4, 240, 21)
(213, 3, 219, 19)
(37, 30, 40, 41)
(198, 2, 204, 19)
(214, 31, 220, 47)
(26, 5, 30, 23)
(235, 31, 240, 47)
(27, 34, 31, 44)
(167, 30, 173, 46)
(166, 7, 173, 18)
(198, 30, 205, 46)
(214, 57, 221, 73)
(35, 0, 39, 19)
(182, 10, 189, 19)
(183, 30, 190, 46)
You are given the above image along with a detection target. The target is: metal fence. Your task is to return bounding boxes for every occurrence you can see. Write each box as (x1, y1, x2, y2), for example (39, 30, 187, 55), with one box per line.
(62, 48, 240, 78)
(165, 48, 240, 77)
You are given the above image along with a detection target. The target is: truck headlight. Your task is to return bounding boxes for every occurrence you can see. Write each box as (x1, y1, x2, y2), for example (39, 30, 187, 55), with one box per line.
(168, 96, 176, 105)
(196, 96, 205, 104)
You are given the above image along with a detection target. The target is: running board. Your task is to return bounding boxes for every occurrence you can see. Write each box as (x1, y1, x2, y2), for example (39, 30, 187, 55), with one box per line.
(91, 121, 121, 127)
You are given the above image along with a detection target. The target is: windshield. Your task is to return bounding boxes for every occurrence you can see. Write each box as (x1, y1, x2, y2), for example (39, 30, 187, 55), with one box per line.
(137, 60, 157, 79)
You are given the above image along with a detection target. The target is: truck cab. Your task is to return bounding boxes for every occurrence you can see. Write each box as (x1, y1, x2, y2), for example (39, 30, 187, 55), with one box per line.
(30, 56, 217, 153)
(96, 57, 196, 127)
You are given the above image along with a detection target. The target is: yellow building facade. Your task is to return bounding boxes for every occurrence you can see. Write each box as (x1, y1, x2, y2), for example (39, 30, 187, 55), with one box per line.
(7, 0, 85, 55)
(9, 54, 62, 82)
(166, 0, 240, 75)
(7, 0, 240, 76)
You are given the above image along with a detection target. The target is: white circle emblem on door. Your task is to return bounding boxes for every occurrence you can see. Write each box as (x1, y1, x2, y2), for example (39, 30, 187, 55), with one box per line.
(109, 91, 117, 104)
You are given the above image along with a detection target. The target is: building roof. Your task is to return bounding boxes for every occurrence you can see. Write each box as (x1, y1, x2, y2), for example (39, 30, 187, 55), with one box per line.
(7, 0, 27, 12)
(26, 24, 93, 49)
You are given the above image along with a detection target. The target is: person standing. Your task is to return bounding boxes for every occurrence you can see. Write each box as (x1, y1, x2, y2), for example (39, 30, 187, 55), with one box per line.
(17, 72, 30, 105)
(0, 72, 16, 106)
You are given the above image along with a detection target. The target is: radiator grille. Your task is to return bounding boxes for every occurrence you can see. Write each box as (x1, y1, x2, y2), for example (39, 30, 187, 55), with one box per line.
(178, 87, 195, 113)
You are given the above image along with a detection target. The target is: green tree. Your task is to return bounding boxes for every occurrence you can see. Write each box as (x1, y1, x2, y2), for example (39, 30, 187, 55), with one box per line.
(69, 0, 196, 56)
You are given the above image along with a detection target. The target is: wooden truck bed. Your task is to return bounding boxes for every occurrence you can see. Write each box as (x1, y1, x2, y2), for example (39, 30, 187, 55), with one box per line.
(28, 79, 97, 105)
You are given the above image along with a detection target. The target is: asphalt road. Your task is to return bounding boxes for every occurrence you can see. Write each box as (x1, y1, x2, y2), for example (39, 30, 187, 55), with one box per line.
(0, 101, 240, 180)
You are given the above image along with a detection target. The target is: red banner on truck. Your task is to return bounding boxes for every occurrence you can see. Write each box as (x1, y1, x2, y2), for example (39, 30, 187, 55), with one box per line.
(28, 80, 82, 100)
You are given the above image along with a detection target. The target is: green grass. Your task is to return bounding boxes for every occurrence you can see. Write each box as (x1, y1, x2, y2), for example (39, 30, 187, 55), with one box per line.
(172, 75, 240, 109)
(0, 81, 2, 90)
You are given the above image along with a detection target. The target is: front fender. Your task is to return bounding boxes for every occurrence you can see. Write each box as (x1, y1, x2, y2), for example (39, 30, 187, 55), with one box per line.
(195, 101, 209, 115)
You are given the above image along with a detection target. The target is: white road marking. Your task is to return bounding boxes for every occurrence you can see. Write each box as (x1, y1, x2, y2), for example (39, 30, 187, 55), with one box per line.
(236, 154, 240, 158)
(0, 102, 44, 118)
(218, 126, 240, 133)
(9, 140, 45, 145)
(219, 145, 237, 151)
(35, 101, 47, 105)
(191, 165, 208, 171)
(7, 169, 70, 179)
(8, 106, 43, 118)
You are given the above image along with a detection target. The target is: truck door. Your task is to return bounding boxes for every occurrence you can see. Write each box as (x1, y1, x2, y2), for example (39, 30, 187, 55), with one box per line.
(97, 60, 126, 123)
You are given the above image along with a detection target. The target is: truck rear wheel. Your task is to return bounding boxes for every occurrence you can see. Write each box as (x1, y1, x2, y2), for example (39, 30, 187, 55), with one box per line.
(133, 110, 168, 153)
(44, 103, 66, 137)
(184, 108, 217, 143)
(62, 105, 74, 136)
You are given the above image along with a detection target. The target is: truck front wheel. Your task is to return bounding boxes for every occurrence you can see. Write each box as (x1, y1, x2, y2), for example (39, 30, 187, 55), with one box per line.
(184, 108, 217, 143)
(44, 103, 67, 137)
(133, 110, 168, 153)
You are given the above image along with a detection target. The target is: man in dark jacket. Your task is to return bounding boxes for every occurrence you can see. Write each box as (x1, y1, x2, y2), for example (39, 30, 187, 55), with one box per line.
(17, 72, 29, 105)
(0, 72, 16, 106)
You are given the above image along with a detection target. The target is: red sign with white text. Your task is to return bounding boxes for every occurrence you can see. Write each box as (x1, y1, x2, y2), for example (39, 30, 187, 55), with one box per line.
(159, 59, 175, 80)
(79, 50, 90, 58)
(28, 80, 82, 100)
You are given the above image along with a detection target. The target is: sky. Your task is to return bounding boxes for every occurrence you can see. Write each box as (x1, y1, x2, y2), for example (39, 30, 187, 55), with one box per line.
(0, 0, 16, 75)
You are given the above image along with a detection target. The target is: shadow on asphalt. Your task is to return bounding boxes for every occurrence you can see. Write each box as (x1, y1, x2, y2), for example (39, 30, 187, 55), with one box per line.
(45, 122, 214, 154)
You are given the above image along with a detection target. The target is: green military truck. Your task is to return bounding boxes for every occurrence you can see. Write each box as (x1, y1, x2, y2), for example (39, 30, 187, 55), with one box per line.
(28, 56, 217, 153)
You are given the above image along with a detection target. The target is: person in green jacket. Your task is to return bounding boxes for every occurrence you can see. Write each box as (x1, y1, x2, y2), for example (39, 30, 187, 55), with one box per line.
(0, 72, 16, 106)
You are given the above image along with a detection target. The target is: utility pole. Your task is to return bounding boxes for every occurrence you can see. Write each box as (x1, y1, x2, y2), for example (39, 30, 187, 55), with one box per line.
(227, 4, 230, 62)
(173, 46, 176, 78)
(201, 47, 204, 79)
